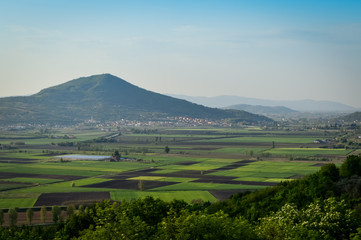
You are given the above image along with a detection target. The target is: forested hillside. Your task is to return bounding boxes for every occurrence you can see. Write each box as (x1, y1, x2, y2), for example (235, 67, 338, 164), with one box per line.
(1, 155, 361, 239)
(337, 112, 361, 123)
(0, 74, 273, 125)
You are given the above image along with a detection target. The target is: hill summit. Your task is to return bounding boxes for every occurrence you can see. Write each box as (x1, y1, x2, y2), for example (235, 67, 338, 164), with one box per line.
(0, 74, 273, 124)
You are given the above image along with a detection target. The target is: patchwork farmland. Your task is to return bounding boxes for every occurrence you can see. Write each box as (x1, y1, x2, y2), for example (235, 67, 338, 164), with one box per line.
(0, 126, 356, 208)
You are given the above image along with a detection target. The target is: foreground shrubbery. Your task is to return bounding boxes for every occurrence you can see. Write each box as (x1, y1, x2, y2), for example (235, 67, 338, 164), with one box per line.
(1, 155, 361, 239)
(258, 198, 358, 239)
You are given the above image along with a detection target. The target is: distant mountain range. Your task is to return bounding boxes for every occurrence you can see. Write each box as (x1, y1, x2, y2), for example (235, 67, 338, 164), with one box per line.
(170, 95, 358, 112)
(0, 74, 273, 125)
(224, 104, 297, 116)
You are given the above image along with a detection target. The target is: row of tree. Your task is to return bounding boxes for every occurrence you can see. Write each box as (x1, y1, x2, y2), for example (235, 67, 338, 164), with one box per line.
(0, 205, 79, 227)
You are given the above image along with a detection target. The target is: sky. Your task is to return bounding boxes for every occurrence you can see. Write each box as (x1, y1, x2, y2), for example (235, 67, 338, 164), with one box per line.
(0, 0, 360, 108)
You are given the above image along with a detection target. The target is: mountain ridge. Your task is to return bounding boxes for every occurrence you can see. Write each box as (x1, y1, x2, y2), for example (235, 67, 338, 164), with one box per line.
(170, 94, 358, 112)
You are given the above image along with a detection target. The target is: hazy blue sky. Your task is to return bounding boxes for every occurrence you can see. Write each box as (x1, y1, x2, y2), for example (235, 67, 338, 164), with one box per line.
(1, 1, 360, 107)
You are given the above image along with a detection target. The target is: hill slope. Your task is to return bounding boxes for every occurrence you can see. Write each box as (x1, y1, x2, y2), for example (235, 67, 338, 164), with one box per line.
(224, 104, 297, 115)
(336, 112, 361, 122)
(0, 74, 273, 125)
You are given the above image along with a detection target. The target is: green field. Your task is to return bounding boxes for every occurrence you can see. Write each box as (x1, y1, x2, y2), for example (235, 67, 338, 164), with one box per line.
(0, 131, 107, 145)
(0, 163, 104, 177)
(264, 148, 353, 156)
(151, 182, 267, 191)
(127, 176, 198, 182)
(4, 177, 60, 184)
(193, 136, 321, 144)
(209, 161, 320, 179)
(0, 152, 51, 160)
(0, 157, 324, 207)
(0, 183, 30, 191)
(0, 198, 38, 208)
(213, 147, 269, 154)
(0, 125, 353, 208)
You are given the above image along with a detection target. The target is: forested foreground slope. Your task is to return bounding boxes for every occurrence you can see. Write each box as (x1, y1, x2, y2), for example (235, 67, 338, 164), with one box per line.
(1, 155, 361, 239)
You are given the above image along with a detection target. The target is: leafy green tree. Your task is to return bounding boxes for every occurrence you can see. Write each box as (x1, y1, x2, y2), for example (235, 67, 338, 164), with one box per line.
(112, 150, 121, 161)
(67, 204, 75, 218)
(40, 206, 47, 223)
(164, 145, 170, 154)
(169, 199, 188, 214)
(124, 196, 169, 227)
(78, 205, 84, 214)
(257, 198, 360, 239)
(62, 209, 94, 239)
(138, 180, 144, 191)
(86, 201, 119, 226)
(77, 214, 150, 240)
(8, 208, 17, 227)
(52, 206, 62, 223)
(76, 200, 153, 239)
(340, 155, 361, 177)
(320, 163, 340, 182)
(336, 175, 361, 198)
(0, 209, 3, 226)
(158, 210, 257, 240)
(26, 208, 34, 224)
(351, 227, 361, 240)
